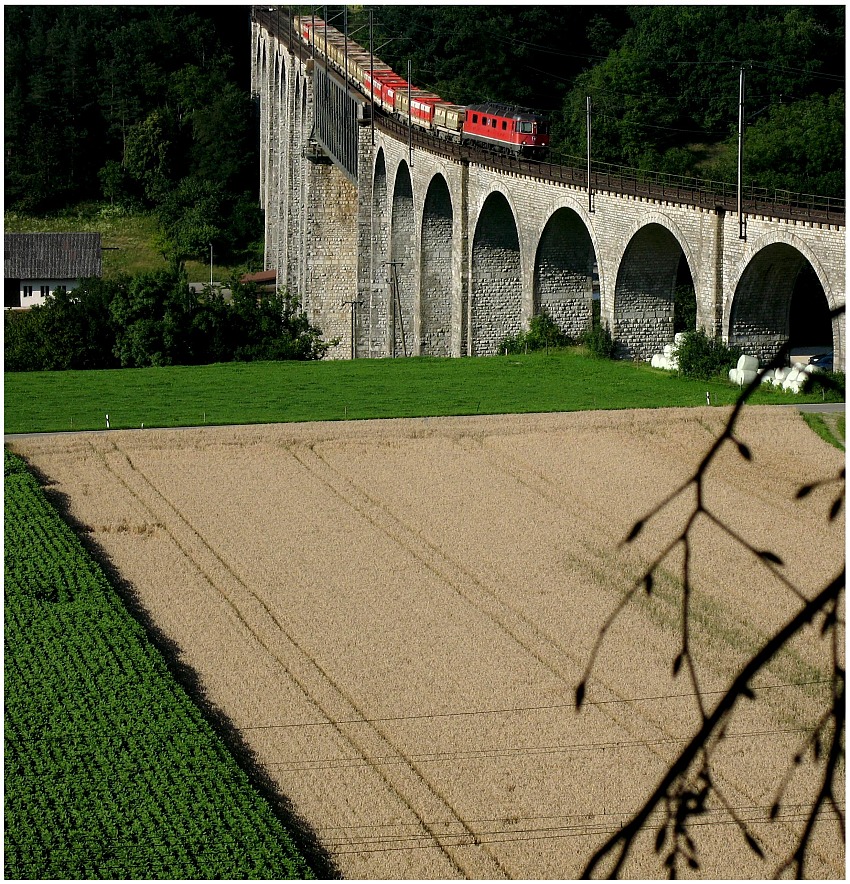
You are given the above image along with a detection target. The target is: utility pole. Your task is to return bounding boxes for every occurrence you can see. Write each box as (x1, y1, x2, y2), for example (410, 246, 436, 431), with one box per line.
(344, 6, 349, 98)
(384, 261, 407, 357)
(737, 65, 745, 236)
(344, 299, 358, 359)
(586, 95, 594, 213)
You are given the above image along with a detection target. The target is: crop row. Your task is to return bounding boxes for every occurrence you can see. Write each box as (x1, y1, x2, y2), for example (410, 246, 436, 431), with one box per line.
(4, 450, 315, 880)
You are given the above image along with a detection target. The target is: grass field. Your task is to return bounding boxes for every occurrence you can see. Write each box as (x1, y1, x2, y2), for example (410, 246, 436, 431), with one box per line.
(3, 350, 839, 435)
(4, 450, 317, 879)
(801, 411, 845, 450)
(4, 206, 236, 282)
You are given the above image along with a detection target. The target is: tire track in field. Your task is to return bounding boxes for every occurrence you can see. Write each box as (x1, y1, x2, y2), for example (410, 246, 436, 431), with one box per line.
(292, 442, 688, 769)
(298, 439, 671, 722)
(87, 437, 507, 880)
(298, 438, 839, 875)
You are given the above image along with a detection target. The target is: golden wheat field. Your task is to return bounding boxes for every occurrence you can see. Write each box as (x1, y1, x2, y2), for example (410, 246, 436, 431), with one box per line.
(8, 406, 845, 879)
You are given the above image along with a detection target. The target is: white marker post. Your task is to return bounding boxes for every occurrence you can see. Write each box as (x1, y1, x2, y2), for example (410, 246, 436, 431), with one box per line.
(106, 414, 110, 429)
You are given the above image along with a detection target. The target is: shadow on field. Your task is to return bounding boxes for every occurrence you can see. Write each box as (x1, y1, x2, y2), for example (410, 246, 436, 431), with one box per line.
(29, 463, 341, 881)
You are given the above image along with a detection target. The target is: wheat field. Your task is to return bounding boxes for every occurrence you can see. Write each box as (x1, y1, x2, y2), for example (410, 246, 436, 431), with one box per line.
(8, 406, 844, 879)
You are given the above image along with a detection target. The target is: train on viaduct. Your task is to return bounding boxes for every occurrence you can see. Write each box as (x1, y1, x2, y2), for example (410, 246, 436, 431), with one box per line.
(251, 8, 845, 368)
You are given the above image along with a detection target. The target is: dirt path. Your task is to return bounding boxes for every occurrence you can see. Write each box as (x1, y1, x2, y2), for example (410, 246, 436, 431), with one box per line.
(8, 407, 844, 879)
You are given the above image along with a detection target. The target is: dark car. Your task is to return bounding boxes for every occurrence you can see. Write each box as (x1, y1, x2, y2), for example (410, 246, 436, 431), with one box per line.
(808, 352, 834, 371)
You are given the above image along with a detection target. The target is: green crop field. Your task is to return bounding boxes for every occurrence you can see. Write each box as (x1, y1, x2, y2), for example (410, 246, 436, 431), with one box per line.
(4, 450, 316, 879)
(4, 350, 839, 435)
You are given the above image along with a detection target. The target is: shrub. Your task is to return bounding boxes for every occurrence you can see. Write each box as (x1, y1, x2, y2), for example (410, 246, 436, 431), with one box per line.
(676, 329, 741, 379)
(580, 321, 616, 359)
(802, 369, 845, 402)
(498, 308, 572, 354)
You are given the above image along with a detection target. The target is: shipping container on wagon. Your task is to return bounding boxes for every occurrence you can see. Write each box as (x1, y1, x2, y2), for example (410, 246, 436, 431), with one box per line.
(433, 103, 466, 139)
(396, 89, 443, 128)
(346, 47, 373, 86)
(367, 70, 410, 112)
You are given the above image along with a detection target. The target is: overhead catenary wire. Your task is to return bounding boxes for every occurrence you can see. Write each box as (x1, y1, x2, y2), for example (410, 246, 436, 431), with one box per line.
(262, 725, 818, 774)
(239, 677, 831, 730)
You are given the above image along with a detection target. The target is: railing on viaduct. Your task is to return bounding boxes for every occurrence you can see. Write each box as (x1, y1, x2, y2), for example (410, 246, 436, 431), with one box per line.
(254, 6, 845, 227)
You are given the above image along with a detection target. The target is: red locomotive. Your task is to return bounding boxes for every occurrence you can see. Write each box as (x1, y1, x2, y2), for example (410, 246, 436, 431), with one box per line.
(462, 103, 549, 159)
(295, 16, 550, 159)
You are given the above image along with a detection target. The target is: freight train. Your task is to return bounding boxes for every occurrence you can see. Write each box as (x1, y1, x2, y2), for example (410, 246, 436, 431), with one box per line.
(295, 15, 550, 159)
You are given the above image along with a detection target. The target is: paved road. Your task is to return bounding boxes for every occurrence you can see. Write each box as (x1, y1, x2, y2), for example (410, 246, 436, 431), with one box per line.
(793, 402, 845, 414)
(5, 401, 844, 442)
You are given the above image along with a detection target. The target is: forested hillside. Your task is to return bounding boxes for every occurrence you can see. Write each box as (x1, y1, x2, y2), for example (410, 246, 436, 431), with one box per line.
(4, 6, 259, 264)
(5, 4, 844, 253)
(369, 4, 844, 197)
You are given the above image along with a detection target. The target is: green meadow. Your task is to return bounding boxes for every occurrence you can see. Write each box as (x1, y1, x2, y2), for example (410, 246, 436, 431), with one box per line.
(4, 350, 837, 436)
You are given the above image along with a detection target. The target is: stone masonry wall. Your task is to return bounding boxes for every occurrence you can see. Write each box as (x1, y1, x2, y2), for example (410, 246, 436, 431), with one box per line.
(471, 191, 522, 355)
(534, 208, 593, 340)
(254, 22, 845, 366)
(390, 163, 416, 357)
(420, 176, 454, 356)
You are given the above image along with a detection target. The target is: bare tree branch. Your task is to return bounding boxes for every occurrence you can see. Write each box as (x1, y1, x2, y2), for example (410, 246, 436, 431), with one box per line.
(581, 569, 844, 878)
(578, 310, 845, 878)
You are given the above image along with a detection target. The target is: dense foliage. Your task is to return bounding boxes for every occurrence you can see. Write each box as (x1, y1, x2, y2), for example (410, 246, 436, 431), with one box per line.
(367, 4, 844, 196)
(4, 450, 315, 879)
(4, 270, 334, 371)
(4, 6, 261, 264)
(675, 329, 742, 380)
(499, 308, 573, 354)
(580, 321, 617, 360)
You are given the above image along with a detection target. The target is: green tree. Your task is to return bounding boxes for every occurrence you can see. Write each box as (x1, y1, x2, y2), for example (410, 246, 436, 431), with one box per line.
(703, 91, 845, 197)
(557, 6, 844, 192)
(110, 266, 190, 367)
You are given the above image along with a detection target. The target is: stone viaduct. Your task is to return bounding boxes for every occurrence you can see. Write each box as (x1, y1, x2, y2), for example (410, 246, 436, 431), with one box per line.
(252, 10, 845, 367)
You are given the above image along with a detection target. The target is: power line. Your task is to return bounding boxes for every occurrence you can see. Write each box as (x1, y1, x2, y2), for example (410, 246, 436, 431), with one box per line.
(322, 804, 845, 856)
(262, 726, 813, 774)
(240, 678, 830, 731)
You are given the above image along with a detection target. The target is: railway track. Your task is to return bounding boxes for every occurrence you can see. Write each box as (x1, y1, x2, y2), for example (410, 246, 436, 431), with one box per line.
(253, 6, 844, 227)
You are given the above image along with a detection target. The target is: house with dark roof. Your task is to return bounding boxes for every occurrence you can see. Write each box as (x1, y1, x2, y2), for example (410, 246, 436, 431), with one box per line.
(4, 232, 102, 309)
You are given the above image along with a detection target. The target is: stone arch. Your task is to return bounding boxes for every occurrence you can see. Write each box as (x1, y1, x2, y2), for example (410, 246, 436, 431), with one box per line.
(390, 160, 416, 357)
(612, 218, 697, 360)
(367, 148, 390, 357)
(726, 235, 838, 364)
(533, 206, 596, 339)
(471, 190, 522, 355)
(420, 174, 454, 356)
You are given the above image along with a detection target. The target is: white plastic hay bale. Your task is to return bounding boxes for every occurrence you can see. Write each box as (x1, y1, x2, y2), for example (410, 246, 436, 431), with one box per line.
(729, 368, 739, 384)
(668, 355, 679, 370)
(663, 343, 676, 357)
(801, 363, 817, 374)
(651, 353, 666, 369)
(774, 366, 790, 382)
(737, 354, 759, 372)
(674, 332, 687, 346)
(783, 379, 803, 394)
(736, 369, 758, 386)
(760, 371, 774, 384)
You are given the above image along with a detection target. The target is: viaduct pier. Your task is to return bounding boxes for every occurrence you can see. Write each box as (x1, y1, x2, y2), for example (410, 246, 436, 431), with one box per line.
(252, 8, 845, 366)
